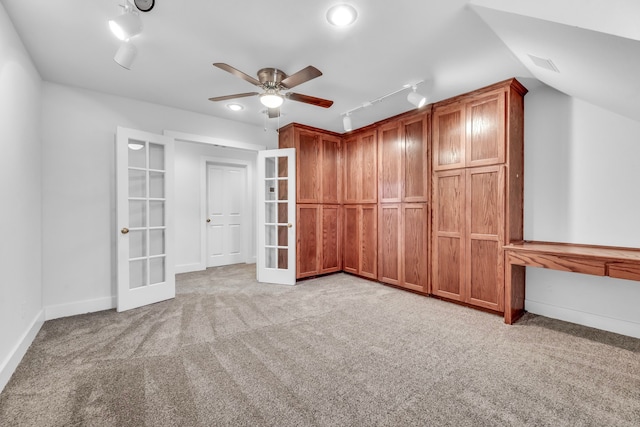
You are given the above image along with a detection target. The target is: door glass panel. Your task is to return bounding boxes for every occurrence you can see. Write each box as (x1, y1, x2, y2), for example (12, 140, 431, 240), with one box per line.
(277, 203, 288, 223)
(278, 157, 288, 177)
(129, 200, 146, 227)
(150, 257, 165, 284)
(149, 201, 165, 226)
(278, 226, 288, 246)
(265, 157, 276, 178)
(128, 140, 146, 168)
(129, 259, 147, 289)
(265, 180, 276, 200)
(129, 230, 146, 258)
(278, 180, 288, 201)
(265, 202, 276, 223)
(149, 171, 164, 198)
(149, 143, 164, 170)
(129, 170, 146, 197)
(265, 225, 276, 246)
(265, 248, 276, 268)
(278, 248, 288, 269)
(149, 229, 165, 256)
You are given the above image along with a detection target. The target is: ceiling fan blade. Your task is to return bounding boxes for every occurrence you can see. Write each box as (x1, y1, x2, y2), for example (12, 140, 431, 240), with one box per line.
(286, 92, 334, 108)
(267, 108, 280, 119)
(281, 66, 322, 89)
(208, 92, 258, 102)
(212, 63, 261, 86)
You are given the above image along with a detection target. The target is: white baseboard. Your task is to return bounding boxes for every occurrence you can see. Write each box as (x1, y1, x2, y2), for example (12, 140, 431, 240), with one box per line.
(525, 300, 640, 339)
(175, 263, 204, 274)
(45, 296, 115, 321)
(0, 310, 45, 393)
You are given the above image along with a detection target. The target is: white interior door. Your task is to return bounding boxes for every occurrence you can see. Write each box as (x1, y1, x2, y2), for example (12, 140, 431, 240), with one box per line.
(257, 148, 296, 285)
(116, 126, 175, 312)
(207, 163, 245, 267)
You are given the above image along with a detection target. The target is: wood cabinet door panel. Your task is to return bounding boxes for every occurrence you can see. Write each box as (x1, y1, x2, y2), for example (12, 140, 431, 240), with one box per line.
(321, 205, 341, 273)
(434, 236, 463, 299)
(403, 204, 428, 292)
(360, 205, 378, 279)
(378, 204, 401, 285)
(403, 116, 429, 202)
(321, 136, 341, 204)
(466, 90, 505, 167)
(343, 205, 360, 273)
(468, 239, 502, 310)
(378, 124, 402, 203)
(297, 131, 320, 203)
(297, 205, 320, 278)
(361, 132, 378, 203)
(433, 104, 465, 171)
(343, 136, 360, 203)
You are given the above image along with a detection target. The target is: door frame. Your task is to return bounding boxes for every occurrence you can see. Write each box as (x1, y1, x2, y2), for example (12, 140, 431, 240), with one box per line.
(199, 156, 254, 270)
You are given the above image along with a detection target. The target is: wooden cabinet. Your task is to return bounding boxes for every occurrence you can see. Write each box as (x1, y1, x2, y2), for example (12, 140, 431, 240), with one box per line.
(296, 204, 342, 279)
(378, 203, 429, 292)
(378, 111, 430, 203)
(433, 89, 506, 171)
(343, 129, 377, 203)
(279, 124, 341, 204)
(343, 204, 377, 279)
(431, 79, 526, 313)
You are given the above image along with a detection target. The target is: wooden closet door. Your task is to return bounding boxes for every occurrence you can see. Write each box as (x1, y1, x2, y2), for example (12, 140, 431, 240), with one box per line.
(403, 114, 429, 202)
(466, 90, 506, 168)
(321, 205, 341, 273)
(343, 205, 360, 274)
(378, 122, 402, 203)
(297, 130, 320, 203)
(360, 131, 378, 203)
(433, 103, 465, 171)
(466, 166, 505, 311)
(378, 204, 401, 286)
(321, 135, 341, 204)
(297, 204, 320, 278)
(403, 203, 428, 293)
(343, 135, 360, 203)
(360, 205, 378, 279)
(432, 170, 465, 301)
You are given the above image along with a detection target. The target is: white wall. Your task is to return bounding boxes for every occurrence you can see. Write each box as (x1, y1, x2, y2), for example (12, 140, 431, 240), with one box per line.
(0, 3, 44, 391)
(41, 82, 276, 319)
(524, 84, 640, 338)
(175, 141, 257, 273)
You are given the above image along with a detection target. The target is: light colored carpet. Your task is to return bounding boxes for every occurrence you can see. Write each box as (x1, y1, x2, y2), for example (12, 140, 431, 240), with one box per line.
(1, 264, 639, 426)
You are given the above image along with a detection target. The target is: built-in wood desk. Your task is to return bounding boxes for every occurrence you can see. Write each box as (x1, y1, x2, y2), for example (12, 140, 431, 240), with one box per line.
(503, 241, 640, 324)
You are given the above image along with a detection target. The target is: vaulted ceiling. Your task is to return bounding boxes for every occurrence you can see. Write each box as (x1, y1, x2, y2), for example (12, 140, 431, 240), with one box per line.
(2, 0, 638, 134)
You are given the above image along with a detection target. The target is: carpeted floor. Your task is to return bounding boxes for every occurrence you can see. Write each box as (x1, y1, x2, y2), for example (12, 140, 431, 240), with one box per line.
(1, 264, 639, 426)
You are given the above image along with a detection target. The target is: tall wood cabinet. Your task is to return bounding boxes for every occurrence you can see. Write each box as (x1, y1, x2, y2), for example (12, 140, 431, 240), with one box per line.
(431, 79, 526, 312)
(377, 111, 431, 292)
(279, 124, 342, 278)
(343, 129, 377, 204)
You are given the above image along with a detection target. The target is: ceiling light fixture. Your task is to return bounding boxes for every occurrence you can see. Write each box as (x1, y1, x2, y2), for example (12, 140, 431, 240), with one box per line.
(109, 3, 142, 41)
(343, 113, 353, 132)
(259, 90, 284, 109)
(326, 4, 358, 27)
(226, 103, 244, 111)
(114, 41, 137, 69)
(407, 86, 427, 108)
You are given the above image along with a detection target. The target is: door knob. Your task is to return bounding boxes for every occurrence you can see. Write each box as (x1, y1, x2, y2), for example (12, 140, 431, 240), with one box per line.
(206, 219, 211, 223)
(121, 228, 129, 234)
(288, 223, 293, 228)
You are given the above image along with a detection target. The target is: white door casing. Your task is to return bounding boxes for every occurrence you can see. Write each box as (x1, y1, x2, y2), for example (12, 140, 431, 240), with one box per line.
(116, 126, 175, 312)
(257, 148, 296, 285)
(207, 163, 246, 267)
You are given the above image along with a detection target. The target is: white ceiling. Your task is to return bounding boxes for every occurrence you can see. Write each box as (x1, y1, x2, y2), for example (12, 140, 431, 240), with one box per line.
(2, 0, 638, 134)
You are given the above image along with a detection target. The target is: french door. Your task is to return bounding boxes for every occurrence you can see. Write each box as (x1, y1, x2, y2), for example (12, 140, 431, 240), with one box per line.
(257, 148, 296, 285)
(116, 126, 175, 311)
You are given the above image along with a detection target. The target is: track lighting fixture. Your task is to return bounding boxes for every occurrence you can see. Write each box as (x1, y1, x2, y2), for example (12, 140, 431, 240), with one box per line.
(114, 41, 137, 69)
(407, 86, 427, 108)
(343, 114, 353, 132)
(109, 4, 142, 41)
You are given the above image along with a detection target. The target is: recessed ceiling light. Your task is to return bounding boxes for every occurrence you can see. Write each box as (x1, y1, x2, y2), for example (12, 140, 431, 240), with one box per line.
(226, 103, 244, 111)
(326, 4, 358, 27)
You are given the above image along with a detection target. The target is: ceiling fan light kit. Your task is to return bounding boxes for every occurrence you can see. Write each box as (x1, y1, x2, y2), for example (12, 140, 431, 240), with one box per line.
(260, 91, 285, 109)
(326, 4, 358, 27)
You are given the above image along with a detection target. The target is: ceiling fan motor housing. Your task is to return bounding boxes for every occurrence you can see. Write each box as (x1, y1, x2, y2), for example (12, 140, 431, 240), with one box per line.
(258, 68, 287, 89)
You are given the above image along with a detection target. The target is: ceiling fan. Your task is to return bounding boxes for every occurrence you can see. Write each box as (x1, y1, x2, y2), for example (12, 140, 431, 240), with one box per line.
(208, 63, 334, 118)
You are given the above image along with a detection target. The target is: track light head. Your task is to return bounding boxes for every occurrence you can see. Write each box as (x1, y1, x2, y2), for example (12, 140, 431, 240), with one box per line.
(407, 86, 427, 108)
(109, 10, 142, 41)
(114, 41, 137, 69)
(343, 114, 353, 132)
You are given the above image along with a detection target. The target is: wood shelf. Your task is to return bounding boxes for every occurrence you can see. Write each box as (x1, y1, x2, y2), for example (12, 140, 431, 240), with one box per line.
(504, 240, 640, 324)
